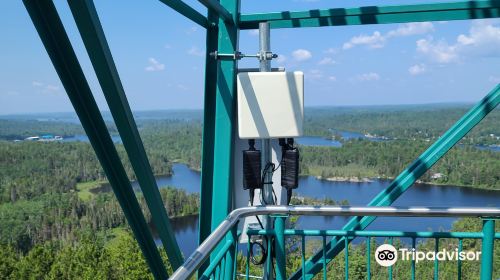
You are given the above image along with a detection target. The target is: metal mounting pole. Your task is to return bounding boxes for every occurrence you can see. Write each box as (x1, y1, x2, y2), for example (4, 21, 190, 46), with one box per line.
(259, 21, 274, 280)
(259, 22, 273, 206)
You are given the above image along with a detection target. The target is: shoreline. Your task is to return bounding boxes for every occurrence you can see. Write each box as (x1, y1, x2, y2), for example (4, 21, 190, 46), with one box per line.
(316, 175, 374, 183)
(83, 162, 500, 196)
(314, 174, 499, 192)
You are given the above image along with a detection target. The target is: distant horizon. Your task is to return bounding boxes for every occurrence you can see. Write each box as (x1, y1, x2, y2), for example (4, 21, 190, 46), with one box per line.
(0, 101, 481, 117)
(2, 1, 499, 114)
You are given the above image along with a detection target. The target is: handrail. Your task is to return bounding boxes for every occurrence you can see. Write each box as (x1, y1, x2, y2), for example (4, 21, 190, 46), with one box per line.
(169, 205, 500, 279)
(247, 229, 500, 239)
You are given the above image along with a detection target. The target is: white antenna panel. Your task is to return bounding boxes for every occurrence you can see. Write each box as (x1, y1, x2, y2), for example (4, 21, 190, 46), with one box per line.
(237, 71, 304, 139)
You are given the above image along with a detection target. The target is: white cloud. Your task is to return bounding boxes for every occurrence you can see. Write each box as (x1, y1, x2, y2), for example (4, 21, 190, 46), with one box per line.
(387, 22, 434, 38)
(32, 81, 60, 94)
(343, 22, 434, 50)
(308, 69, 323, 79)
(276, 54, 287, 64)
(408, 64, 426, 75)
(456, 20, 500, 56)
(328, 76, 337, 81)
(355, 72, 380, 81)
(324, 48, 338, 54)
(249, 30, 259, 36)
(145, 58, 165, 72)
(416, 38, 458, 63)
(177, 84, 189, 91)
(343, 31, 385, 50)
(292, 49, 312, 61)
(489, 76, 500, 83)
(187, 46, 204, 57)
(318, 57, 336, 65)
(45, 85, 59, 91)
(186, 26, 198, 35)
(416, 20, 500, 63)
(4, 91, 19, 96)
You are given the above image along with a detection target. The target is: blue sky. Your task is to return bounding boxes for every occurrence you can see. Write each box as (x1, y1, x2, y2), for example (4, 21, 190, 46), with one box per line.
(1, 0, 499, 114)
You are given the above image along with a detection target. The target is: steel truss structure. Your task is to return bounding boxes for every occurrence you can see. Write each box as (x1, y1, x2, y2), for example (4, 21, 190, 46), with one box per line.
(23, 0, 500, 279)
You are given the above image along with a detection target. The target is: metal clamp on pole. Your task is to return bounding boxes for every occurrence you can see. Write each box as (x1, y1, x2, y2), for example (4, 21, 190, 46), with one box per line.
(259, 51, 276, 61)
(210, 50, 278, 61)
(210, 51, 242, 60)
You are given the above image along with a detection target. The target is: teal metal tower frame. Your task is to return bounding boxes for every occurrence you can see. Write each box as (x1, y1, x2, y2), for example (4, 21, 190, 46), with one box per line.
(22, 0, 500, 279)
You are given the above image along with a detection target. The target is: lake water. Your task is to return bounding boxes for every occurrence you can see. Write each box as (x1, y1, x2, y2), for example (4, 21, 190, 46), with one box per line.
(155, 163, 499, 257)
(60, 133, 498, 152)
(295, 136, 342, 147)
(63, 134, 122, 144)
(64, 134, 498, 256)
(295, 130, 384, 147)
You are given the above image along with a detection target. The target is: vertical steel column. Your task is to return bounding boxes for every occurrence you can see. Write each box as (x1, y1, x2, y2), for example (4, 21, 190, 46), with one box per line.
(366, 238, 371, 280)
(275, 217, 286, 280)
(67, 0, 183, 269)
(434, 238, 439, 280)
(211, 0, 238, 230)
(411, 238, 416, 280)
(480, 219, 495, 280)
(457, 239, 463, 280)
(22, 1, 168, 278)
(198, 8, 219, 278)
(210, 0, 240, 279)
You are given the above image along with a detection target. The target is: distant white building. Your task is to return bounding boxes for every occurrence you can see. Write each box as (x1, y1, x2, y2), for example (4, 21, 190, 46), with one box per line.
(431, 173, 444, 179)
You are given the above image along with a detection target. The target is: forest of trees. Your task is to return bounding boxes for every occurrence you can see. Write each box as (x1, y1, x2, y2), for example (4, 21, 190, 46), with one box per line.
(0, 130, 199, 254)
(300, 140, 500, 189)
(0, 106, 498, 279)
(304, 105, 500, 145)
(0, 230, 174, 280)
(241, 217, 500, 279)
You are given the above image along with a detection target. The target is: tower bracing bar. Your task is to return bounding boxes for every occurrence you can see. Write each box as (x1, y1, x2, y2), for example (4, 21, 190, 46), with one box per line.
(22, 0, 500, 279)
(239, 0, 500, 29)
(158, 0, 208, 28)
(22, 0, 168, 278)
(197, 0, 233, 24)
(67, 0, 184, 269)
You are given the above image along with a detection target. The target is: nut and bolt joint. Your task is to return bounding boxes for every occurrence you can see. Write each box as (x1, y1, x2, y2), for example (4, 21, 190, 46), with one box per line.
(210, 51, 278, 61)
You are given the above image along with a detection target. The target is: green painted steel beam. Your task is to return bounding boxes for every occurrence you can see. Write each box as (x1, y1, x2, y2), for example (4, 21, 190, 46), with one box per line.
(159, 0, 208, 28)
(480, 219, 495, 280)
(22, 1, 168, 279)
(247, 229, 500, 239)
(197, 8, 219, 279)
(198, 0, 233, 24)
(67, 0, 183, 270)
(200, 239, 233, 280)
(275, 217, 287, 280)
(210, 0, 238, 239)
(291, 84, 500, 280)
(210, 0, 239, 279)
(239, 0, 500, 29)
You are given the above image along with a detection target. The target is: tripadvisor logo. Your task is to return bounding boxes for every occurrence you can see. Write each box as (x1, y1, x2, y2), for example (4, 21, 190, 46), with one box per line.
(375, 244, 482, 267)
(375, 244, 398, 267)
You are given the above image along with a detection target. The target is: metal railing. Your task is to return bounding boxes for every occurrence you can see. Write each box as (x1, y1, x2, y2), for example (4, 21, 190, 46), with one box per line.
(169, 206, 500, 280)
(247, 229, 500, 280)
